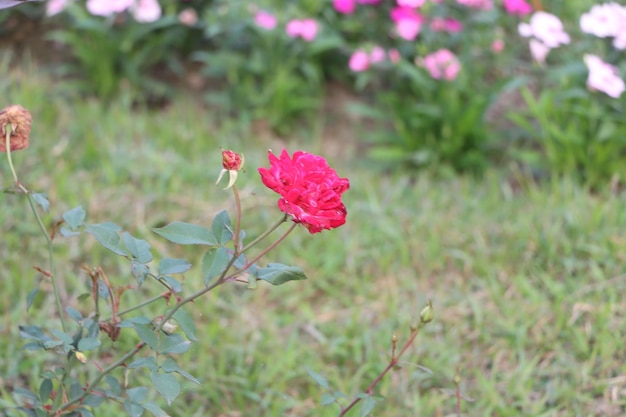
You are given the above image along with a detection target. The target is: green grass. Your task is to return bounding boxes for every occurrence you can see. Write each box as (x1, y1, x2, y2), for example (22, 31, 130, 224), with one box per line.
(2, 58, 626, 417)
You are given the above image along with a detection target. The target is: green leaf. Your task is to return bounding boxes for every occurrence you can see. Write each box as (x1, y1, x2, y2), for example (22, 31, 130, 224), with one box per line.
(39, 379, 52, 402)
(105, 375, 122, 396)
(172, 308, 197, 342)
(63, 206, 86, 230)
(152, 222, 217, 245)
(65, 306, 83, 322)
(158, 333, 191, 354)
(132, 323, 158, 350)
(32, 193, 50, 213)
(82, 394, 104, 408)
(360, 396, 377, 417)
(128, 357, 158, 371)
(85, 223, 127, 256)
(158, 258, 191, 275)
(142, 402, 171, 417)
(26, 288, 39, 312)
(160, 358, 200, 384)
(78, 337, 101, 352)
(256, 263, 306, 285)
(150, 371, 180, 405)
(202, 247, 230, 286)
(306, 367, 329, 390)
(320, 392, 335, 406)
(123, 232, 153, 263)
(126, 387, 148, 403)
(19, 325, 46, 341)
(124, 400, 144, 417)
(131, 261, 150, 288)
(161, 276, 182, 293)
(211, 210, 233, 245)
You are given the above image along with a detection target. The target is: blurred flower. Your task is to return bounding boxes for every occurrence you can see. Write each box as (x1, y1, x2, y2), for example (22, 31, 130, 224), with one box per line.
(584, 54, 625, 98)
(46, 0, 69, 16)
(0, 105, 31, 153)
(369, 46, 386, 63)
(388, 48, 401, 63)
(456, 0, 493, 10)
(430, 17, 463, 32)
(349, 49, 370, 72)
(503, 0, 532, 16)
(286, 19, 318, 42)
(418, 49, 461, 81)
(132, 0, 161, 22)
(528, 38, 549, 64)
(397, 0, 426, 7)
(580, 3, 626, 50)
(358, 0, 382, 3)
(86, 0, 133, 16)
(258, 149, 350, 234)
(334, 0, 356, 14)
(178, 8, 197, 26)
(518, 11, 569, 48)
(491, 39, 505, 53)
(255, 11, 277, 30)
(391, 7, 424, 40)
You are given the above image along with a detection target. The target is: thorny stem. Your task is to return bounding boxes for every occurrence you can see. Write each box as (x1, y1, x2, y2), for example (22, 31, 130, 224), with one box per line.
(5, 126, 66, 332)
(338, 322, 427, 417)
(56, 342, 146, 413)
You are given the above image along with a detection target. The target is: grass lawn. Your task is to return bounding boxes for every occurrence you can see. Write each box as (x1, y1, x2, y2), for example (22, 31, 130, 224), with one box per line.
(1, 57, 626, 417)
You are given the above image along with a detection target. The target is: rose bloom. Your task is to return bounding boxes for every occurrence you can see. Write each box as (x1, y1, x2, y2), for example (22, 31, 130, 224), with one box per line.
(388, 48, 401, 63)
(503, 0, 532, 16)
(0, 105, 32, 152)
(397, 0, 427, 7)
(258, 149, 350, 234)
(255, 11, 277, 30)
(178, 8, 197, 26)
(87, 0, 133, 16)
(369, 46, 386, 64)
(419, 49, 461, 81)
(518, 11, 570, 48)
(430, 17, 463, 33)
(528, 39, 549, 65)
(584, 54, 625, 98)
(491, 39, 505, 53)
(46, 0, 69, 16)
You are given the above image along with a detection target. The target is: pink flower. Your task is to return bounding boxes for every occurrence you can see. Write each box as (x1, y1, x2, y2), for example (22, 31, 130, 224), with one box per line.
(430, 17, 463, 32)
(456, 0, 493, 10)
(584, 54, 625, 98)
(286, 19, 318, 41)
(418, 49, 461, 81)
(255, 11, 277, 30)
(46, 0, 69, 16)
(503, 0, 532, 16)
(518, 11, 570, 48)
(358, 0, 382, 3)
(178, 8, 197, 26)
(580, 3, 626, 49)
(491, 39, 505, 53)
(397, 0, 427, 7)
(391, 7, 424, 40)
(258, 149, 350, 234)
(334, 0, 356, 14)
(528, 39, 550, 64)
(86, 0, 133, 16)
(132, 0, 161, 23)
(369, 46, 386, 63)
(349, 50, 370, 72)
(388, 49, 401, 63)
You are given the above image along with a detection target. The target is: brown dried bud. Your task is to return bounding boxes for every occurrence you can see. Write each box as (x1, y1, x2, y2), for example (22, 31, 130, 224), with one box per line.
(0, 105, 32, 152)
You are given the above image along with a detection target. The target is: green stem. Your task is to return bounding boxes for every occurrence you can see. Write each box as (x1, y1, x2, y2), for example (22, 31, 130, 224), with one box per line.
(56, 343, 146, 413)
(156, 214, 292, 332)
(240, 213, 288, 253)
(242, 222, 297, 269)
(232, 185, 242, 250)
(113, 293, 168, 320)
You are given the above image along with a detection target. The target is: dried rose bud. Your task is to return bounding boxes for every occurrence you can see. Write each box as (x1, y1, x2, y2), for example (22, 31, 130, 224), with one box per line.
(0, 105, 32, 152)
(222, 150, 243, 171)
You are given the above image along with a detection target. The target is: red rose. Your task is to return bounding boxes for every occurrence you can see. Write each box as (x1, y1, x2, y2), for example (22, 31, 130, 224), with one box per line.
(221, 150, 243, 171)
(258, 149, 350, 234)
